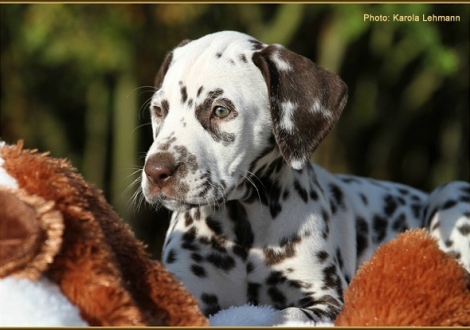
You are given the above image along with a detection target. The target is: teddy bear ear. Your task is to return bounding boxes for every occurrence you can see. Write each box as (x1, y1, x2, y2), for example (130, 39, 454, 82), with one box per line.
(0, 188, 64, 280)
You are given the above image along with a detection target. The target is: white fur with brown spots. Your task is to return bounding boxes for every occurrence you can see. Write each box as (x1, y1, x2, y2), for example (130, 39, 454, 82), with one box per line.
(141, 31, 470, 325)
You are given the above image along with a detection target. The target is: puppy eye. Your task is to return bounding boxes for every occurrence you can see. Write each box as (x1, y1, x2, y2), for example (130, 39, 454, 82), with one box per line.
(152, 105, 163, 117)
(212, 106, 231, 119)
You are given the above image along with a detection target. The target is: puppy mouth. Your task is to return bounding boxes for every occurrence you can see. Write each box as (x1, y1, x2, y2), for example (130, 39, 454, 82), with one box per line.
(142, 189, 195, 211)
(160, 197, 197, 212)
(142, 171, 230, 211)
(143, 189, 226, 212)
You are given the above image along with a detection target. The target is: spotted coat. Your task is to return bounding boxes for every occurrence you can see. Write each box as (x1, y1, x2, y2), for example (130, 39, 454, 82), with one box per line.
(141, 31, 470, 324)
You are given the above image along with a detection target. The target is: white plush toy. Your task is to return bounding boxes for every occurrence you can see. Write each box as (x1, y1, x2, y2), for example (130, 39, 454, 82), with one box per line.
(0, 277, 87, 326)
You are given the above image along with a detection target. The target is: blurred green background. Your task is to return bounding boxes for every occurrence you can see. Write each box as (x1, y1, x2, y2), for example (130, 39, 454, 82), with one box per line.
(1, 4, 469, 258)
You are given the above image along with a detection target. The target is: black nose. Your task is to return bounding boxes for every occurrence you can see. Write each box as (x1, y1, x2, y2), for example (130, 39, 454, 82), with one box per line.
(144, 153, 177, 188)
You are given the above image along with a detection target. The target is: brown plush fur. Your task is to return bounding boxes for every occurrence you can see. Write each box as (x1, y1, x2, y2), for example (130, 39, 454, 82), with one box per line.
(335, 229, 470, 326)
(0, 141, 208, 326)
(0, 187, 63, 279)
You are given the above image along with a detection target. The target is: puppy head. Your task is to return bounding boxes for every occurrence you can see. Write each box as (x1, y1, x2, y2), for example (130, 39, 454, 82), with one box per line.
(142, 31, 347, 211)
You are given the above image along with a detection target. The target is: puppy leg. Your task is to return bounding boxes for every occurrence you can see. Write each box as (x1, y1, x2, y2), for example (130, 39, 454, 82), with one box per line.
(423, 181, 470, 272)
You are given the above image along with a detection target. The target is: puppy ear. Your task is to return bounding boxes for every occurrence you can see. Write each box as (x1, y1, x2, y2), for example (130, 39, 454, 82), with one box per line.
(252, 44, 348, 170)
(154, 39, 192, 89)
(154, 52, 173, 89)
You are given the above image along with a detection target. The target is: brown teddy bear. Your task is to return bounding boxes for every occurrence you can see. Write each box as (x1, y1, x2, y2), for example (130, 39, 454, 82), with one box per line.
(335, 228, 470, 326)
(0, 140, 208, 326)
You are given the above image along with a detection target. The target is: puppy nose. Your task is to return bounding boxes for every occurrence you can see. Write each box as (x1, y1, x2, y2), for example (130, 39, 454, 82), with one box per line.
(144, 153, 177, 188)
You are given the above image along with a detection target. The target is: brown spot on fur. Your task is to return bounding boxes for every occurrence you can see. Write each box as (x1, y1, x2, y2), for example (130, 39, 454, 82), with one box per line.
(249, 39, 264, 50)
(194, 90, 237, 145)
(158, 135, 177, 151)
(264, 234, 301, 266)
(180, 85, 188, 103)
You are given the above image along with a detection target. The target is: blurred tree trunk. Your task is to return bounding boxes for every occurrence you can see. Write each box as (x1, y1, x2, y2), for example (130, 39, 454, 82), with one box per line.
(255, 4, 304, 45)
(111, 72, 138, 221)
(83, 79, 110, 189)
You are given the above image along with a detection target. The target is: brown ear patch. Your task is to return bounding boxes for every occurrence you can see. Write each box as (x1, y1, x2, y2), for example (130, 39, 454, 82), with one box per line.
(154, 39, 192, 89)
(154, 51, 174, 89)
(253, 45, 348, 169)
(0, 187, 64, 280)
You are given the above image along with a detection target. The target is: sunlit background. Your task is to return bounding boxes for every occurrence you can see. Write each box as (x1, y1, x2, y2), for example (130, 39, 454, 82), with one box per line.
(1, 4, 469, 258)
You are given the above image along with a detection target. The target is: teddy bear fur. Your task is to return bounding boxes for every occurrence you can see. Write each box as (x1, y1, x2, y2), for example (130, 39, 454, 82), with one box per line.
(0, 186, 64, 280)
(0, 141, 208, 326)
(335, 228, 470, 326)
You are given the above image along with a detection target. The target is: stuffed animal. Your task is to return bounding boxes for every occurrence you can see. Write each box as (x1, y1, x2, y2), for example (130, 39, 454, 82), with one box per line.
(335, 228, 470, 326)
(0, 141, 208, 326)
(1, 141, 469, 326)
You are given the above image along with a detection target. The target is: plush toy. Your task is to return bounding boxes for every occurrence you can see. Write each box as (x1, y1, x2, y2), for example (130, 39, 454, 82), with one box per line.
(335, 228, 470, 326)
(1, 141, 469, 326)
(0, 141, 208, 326)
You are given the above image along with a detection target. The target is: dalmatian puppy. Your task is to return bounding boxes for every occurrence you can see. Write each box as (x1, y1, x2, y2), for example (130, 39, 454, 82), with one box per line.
(141, 31, 470, 324)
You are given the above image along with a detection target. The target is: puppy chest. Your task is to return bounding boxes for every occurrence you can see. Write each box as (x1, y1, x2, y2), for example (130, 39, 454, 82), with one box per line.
(163, 212, 333, 311)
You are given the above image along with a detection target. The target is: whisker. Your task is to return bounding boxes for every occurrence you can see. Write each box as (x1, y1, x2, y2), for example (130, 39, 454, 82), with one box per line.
(194, 172, 227, 214)
(132, 122, 152, 136)
(130, 187, 145, 212)
(140, 97, 154, 118)
(124, 170, 145, 212)
(132, 85, 158, 92)
(124, 167, 143, 181)
(238, 170, 265, 215)
(245, 170, 265, 189)
(128, 86, 158, 99)
(126, 86, 158, 119)
(138, 151, 148, 160)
